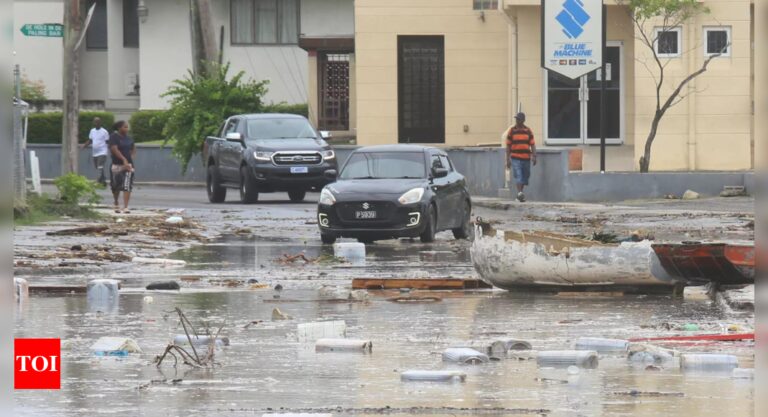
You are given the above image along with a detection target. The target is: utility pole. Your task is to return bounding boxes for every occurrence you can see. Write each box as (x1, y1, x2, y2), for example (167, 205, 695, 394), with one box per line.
(13, 65, 27, 205)
(190, 0, 219, 75)
(61, 0, 84, 175)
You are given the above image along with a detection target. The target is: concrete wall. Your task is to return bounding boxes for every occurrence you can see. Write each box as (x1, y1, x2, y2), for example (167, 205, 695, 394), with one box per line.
(300, 0, 354, 37)
(631, 0, 753, 171)
(27, 144, 505, 197)
(354, 0, 510, 147)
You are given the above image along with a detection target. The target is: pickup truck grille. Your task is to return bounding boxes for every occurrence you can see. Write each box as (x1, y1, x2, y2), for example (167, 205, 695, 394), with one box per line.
(273, 152, 322, 165)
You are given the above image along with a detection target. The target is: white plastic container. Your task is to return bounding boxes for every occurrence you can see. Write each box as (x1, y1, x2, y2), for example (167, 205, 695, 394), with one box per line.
(575, 337, 629, 353)
(537, 350, 599, 369)
(90, 336, 141, 356)
(315, 338, 372, 353)
(14, 277, 29, 302)
(680, 354, 739, 372)
(297, 321, 346, 342)
(333, 242, 366, 264)
(732, 368, 754, 379)
(442, 348, 489, 364)
(629, 350, 674, 364)
(87, 279, 120, 312)
(173, 335, 230, 347)
(401, 370, 466, 382)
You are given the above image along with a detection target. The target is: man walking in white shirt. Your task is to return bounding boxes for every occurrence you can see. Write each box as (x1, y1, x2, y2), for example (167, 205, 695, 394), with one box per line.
(81, 117, 110, 185)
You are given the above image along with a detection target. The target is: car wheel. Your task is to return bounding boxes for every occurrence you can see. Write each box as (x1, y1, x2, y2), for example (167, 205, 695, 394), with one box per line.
(420, 204, 437, 243)
(452, 200, 472, 240)
(288, 190, 306, 202)
(321, 234, 336, 244)
(239, 166, 259, 204)
(206, 165, 226, 203)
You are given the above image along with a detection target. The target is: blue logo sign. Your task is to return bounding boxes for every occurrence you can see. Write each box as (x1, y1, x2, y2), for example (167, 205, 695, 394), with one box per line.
(556, 0, 591, 39)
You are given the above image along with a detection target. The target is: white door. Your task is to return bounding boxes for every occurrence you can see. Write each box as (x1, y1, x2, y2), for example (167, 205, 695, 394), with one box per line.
(544, 42, 624, 145)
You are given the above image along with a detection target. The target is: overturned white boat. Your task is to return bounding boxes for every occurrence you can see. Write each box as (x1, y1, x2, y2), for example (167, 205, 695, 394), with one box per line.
(470, 227, 682, 292)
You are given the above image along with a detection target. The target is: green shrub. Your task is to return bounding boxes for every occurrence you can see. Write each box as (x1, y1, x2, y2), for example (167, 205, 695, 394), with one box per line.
(129, 110, 169, 143)
(53, 173, 102, 206)
(161, 62, 268, 173)
(27, 111, 115, 144)
(264, 102, 308, 117)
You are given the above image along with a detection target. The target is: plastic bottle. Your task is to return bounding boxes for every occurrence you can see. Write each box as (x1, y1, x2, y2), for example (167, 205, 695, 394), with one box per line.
(537, 350, 599, 369)
(173, 335, 229, 347)
(86, 279, 120, 312)
(680, 354, 738, 372)
(575, 337, 629, 353)
(315, 338, 372, 353)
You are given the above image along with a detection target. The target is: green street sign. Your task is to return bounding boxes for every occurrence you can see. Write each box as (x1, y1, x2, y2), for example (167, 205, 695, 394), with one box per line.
(20, 24, 63, 37)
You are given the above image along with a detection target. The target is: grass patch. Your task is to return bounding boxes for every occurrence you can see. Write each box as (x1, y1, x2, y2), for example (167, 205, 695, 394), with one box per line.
(14, 193, 103, 226)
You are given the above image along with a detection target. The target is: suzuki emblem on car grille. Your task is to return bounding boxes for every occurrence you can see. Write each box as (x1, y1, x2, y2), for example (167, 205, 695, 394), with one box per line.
(362, 202, 370, 210)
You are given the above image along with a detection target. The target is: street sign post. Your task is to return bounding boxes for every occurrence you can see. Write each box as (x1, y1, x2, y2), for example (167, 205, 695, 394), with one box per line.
(20, 24, 63, 37)
(541, 0, 606, 172)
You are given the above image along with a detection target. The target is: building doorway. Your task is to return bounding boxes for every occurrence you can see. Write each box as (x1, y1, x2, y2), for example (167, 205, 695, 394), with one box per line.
(398, 36, 445, 143)
(318, 53, 350, 131)
(544, 42, 624, 145)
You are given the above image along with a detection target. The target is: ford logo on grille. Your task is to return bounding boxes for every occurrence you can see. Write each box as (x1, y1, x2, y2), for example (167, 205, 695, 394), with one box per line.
(362, 202, 370, 210)
(293, 155, 304, 162)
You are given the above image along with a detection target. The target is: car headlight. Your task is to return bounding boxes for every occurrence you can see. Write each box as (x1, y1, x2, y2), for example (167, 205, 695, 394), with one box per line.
(253, 151, 273, 161)
(319, 188, 336, 206)
(322, 150, 335, 161)
(398, 187, 424, 205)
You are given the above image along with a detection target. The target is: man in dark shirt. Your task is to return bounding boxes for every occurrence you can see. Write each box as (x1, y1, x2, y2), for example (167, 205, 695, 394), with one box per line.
(108, 121, 136, 213)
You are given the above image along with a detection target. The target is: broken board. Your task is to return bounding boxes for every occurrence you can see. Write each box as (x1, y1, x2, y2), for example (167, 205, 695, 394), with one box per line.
(352, 278, 492, 290)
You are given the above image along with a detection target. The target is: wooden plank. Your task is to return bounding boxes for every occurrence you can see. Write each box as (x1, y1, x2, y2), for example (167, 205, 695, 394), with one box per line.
(351, 278, 491, 290)
(29, 285, 87, 294)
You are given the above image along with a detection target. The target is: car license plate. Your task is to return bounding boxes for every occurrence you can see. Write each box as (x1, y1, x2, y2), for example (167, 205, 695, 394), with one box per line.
(290, 166, 308, 174)
(355, 211, 377, 219)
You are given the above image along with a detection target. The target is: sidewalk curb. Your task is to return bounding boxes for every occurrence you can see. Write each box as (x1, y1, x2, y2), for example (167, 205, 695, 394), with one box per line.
(473, 199, 517, 211)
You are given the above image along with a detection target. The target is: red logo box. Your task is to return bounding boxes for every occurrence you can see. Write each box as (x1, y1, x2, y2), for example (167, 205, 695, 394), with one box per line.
(14, 338, 61, 389)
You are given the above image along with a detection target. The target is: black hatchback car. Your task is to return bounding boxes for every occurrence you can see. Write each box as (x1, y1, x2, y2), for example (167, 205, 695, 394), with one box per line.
(317, 145, 472, 244)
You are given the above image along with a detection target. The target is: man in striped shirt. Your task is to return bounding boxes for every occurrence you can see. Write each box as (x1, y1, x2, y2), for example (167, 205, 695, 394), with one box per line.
(504, 112, 537, 202)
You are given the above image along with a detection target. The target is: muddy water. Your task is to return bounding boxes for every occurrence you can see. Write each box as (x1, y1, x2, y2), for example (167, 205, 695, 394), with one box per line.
(14, 286, 753, 416)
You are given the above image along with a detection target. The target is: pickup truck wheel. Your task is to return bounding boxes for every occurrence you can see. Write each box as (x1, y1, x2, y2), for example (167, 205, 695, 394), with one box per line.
(419, 205, 437, 243)
(288, 190, 306, 202)
(320, 234, 336, 244)
(206, 165, 226, 203)
(239, 166, 259, 204)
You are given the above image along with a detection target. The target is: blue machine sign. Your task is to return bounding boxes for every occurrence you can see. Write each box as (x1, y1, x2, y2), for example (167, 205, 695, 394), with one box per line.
(542, 0, 603, 79)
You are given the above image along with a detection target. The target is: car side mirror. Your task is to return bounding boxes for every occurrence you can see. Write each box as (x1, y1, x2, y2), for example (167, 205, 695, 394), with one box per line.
(323, 169, 338, 180)
(319, 131, 331, 139)
(225, 132, 243, 143)
(432, 167, 448, 178)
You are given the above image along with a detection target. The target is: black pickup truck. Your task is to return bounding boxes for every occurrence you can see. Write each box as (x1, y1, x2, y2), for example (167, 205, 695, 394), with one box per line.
(202, 114, 338, 203)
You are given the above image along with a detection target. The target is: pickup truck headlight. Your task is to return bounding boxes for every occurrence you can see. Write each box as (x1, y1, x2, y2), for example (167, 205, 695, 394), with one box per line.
(319, 188, 336, 206)
(398, 187, 424, 205)
(253, 151, 273, 161)
(321, 150, 335, 161)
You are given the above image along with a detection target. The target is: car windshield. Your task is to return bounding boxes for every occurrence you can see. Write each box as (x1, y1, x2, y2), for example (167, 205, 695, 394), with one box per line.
(246, 118, 318, 140)
(339, 152, 426, 180)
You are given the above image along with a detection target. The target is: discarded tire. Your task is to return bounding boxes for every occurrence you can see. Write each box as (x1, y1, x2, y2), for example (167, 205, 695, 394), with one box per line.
(442, 348, 489, 364)
(537, 350, 599, 369)
(575, 337, 629, 353)
(315, 338, 372, 353)
(146, 281, 181, 290)
(680, 354, 738, 372)
(401, 370, 466, 382)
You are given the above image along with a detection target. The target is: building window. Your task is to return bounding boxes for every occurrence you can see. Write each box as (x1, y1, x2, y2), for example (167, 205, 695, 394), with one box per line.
(231, 0, 299, 45)
(123, 0, 139, 47)
(319, 53, 350, 131)
(85, 0, 107, 50)
(473, 0, 498, 10)
(654, 27, 681, 57)
(704, 26, 731, 57)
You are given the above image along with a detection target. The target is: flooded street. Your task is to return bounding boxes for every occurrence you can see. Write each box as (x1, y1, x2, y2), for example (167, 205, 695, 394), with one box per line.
(13, 187, 755, 416)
